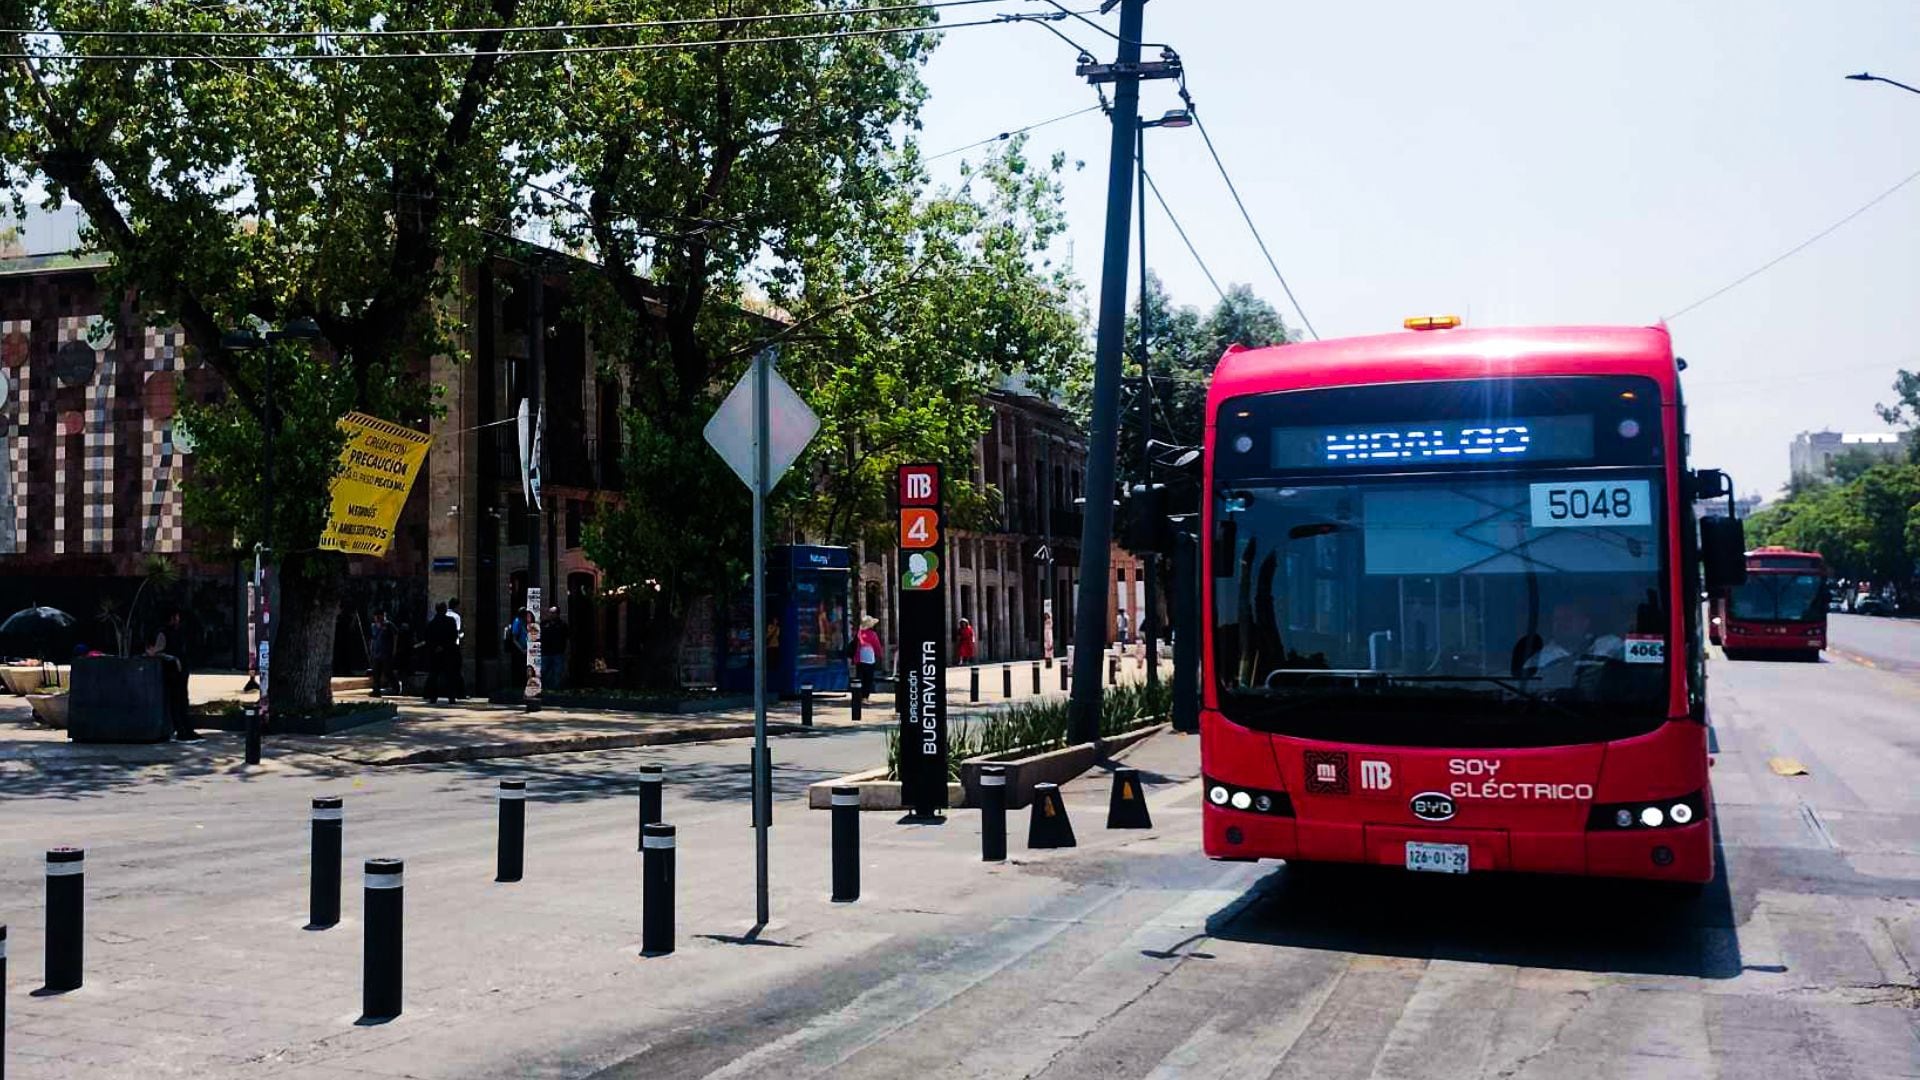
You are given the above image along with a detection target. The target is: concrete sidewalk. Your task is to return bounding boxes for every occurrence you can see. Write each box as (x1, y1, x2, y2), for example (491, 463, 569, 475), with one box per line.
(0, 657, 1159, 771)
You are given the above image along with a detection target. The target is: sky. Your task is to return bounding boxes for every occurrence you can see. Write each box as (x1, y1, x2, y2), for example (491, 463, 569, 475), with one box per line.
(912, 0, 1920, 497)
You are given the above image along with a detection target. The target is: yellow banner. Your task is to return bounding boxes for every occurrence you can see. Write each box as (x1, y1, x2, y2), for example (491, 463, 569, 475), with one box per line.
(318, 412, 432, 557)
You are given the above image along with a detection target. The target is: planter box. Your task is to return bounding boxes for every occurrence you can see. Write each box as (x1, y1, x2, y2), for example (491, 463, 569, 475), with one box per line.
(69, 656, 170, 743)
(958, 722, 1169, 810)
(26, 692, 69, 729)
(806, 766, 966, 811)
(196, 702, 397, 736)
(3, 664, 50, 695)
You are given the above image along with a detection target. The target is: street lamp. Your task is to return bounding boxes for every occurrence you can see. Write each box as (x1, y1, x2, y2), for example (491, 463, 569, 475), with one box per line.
(1846, 71, 1920, 96)
(1132, 107, 1193, 690)
(222, 317, 321, 758)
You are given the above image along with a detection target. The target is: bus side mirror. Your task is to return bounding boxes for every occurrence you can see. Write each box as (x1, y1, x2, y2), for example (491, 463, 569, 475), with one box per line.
(1700, 516, 1747, 592)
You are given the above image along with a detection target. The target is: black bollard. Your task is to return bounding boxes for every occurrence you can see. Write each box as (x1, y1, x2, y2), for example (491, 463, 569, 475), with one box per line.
(1027, 783, 1077, 849)
(800, 683, 814, 727)
(641, 823, 675, 956)
(1108, 654, 1120, 686)
(1, 923, 7, 1063)
(980, 766, 1007, 862)
(1001, 664, 1011, 699)
(362, 859, 404, 1020)
(497, 779, 525, 883)
(1060, 660, 1069, 691)
(831, 786, 860, 902)
(43, 847, 83, 993)
(969, 665, 979, 703)
(1106, 767, 1153, 829)
(851, 687, 862, 726)
(637, 765, 663, 851)
(1031, 661, 1041, 696)
(245, 703, 262, 765)
(310, 795, 343, 929)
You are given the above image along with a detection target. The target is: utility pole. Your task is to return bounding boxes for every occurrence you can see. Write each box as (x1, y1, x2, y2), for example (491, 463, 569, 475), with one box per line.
(1068, 0, 1179, 742)
(1135, 119, 1159, 692)
(524, 269, 543, 711)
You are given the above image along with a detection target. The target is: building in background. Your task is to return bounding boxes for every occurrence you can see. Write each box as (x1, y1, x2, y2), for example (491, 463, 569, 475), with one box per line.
(1789, 429, 1912, 482)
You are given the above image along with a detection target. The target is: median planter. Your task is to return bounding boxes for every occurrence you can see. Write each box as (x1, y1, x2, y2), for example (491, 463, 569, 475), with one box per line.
(806, 766, 966, 811)
(192, 700, 398, 735)
(958, 722, 1168, 810)
(26, 690, 69, 729)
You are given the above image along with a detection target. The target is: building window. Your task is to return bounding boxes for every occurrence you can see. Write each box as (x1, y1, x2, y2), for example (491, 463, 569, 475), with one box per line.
(506, 495, 529, 545)
(565, 499, 587, 550)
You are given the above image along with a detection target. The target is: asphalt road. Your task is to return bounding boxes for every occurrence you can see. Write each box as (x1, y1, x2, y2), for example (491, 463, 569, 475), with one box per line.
(1828, 611, 1920, 676)
(3, 641, 1917, 1078)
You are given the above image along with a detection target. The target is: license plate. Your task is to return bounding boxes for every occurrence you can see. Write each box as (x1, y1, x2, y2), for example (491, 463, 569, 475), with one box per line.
(1405, 841, 1470, 874)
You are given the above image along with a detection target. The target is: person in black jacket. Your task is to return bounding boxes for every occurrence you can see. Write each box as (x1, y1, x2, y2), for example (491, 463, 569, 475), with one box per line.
(422, 602, 460, 704)
(144, 608, 200, 741)
(368, 610, 396, 697)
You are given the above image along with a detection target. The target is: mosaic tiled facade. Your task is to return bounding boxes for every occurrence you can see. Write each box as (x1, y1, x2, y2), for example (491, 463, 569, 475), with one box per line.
(0, 257, 199, 567)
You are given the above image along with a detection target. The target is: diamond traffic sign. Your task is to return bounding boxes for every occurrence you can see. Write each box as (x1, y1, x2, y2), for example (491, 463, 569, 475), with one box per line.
(702, 352, 819, 491)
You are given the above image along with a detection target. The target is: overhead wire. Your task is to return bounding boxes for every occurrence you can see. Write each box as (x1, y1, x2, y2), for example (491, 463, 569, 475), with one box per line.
(1141, 167, 1225, 302)
(924, 103, 1102, 161)
(1178, 78, 1318, 340)
(1664, 163, 1920, 322)
(0, 8, 1096, 62)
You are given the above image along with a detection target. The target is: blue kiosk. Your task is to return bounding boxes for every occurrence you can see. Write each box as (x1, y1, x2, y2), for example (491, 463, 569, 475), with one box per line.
(718, 545, 852, 697)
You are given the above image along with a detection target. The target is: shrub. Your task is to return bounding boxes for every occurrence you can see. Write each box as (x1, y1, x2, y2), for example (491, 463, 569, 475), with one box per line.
(884, 677, 1173, 781)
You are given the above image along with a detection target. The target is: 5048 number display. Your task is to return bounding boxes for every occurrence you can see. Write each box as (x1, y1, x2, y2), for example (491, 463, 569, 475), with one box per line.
(1528, 479, 1652, 528)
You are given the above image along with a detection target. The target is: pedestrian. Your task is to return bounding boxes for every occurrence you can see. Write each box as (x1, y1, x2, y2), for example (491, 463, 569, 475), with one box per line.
(542, 605, 571, 690)
(143, 607, 200, 741)
(1116, 609, 1131, 645)
(445, 597, 467, 698)
(956, 617, 977, 666)
(368, 610, 396, 698)
(422, 601, 458, 704)
(854, 614, 882, 702)
(504, 607, 530, 690)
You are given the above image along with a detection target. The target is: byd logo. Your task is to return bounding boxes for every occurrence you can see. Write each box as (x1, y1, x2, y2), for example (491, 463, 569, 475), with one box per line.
(1410, 792, 1456, 822)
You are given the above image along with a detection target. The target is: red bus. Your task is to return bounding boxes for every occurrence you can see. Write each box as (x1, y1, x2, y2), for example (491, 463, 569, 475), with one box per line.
(1201, 320, 1745, 885)
(1709, 548, 1827, 659)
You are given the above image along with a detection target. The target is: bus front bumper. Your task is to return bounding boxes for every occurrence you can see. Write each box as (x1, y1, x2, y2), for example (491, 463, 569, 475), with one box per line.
(1203, 805, 1713, 884)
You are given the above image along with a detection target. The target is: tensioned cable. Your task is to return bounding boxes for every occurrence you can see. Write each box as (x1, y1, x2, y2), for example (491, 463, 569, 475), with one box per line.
(1664, 163, 1920, 321)
(1179, 86, 1317, 340)
(924, 103, 1102, 161)
(4, 0, 1008, 40)
(1141, 166, 1225, 302)
(0, 10, 1091, 62)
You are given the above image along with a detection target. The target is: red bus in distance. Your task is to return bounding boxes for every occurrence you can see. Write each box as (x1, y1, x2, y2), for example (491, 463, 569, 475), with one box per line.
(1709, 547, 1827, 660)
(1202, 321, 1738, 885)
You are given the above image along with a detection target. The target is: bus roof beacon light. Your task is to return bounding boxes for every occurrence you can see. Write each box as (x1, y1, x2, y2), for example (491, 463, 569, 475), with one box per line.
(1404, 315, 1462, 331)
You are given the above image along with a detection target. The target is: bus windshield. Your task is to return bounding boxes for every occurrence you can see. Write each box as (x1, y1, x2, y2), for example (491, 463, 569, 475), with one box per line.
(1212, 472, 1670, 748)
(1729, 573, 1824, 623)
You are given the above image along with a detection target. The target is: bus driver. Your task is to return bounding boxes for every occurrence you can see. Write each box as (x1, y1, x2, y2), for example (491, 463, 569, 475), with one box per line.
(1522, 599, 1624, 689)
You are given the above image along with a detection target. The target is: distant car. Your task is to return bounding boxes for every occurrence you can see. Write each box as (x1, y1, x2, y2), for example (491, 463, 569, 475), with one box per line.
(1856, 596, 1893, 616)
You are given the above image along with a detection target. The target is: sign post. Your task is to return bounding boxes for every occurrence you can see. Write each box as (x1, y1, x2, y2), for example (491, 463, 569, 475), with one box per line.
(896, 464, 948, 820)
(703, 347, 818, 928)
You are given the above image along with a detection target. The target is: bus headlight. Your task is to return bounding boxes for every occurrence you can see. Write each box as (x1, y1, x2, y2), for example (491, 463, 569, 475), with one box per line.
(1640, 806, 1665, 828)
(1230, 791, 1252, 810)
(1669, 802, 1693, 825)
(1587, 791, 1705, 831)
(1202, 776, 1294, 817)
(1208, 785, 1230, 806)
(1615, 808, 1633, 828)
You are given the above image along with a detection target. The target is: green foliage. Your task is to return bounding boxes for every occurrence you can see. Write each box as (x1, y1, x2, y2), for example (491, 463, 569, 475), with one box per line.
(1747, 461, 1920, 596)
(0, 1, 529, 706)
(885, 678, 1172, 781)
(1875, 369, 1920, 463)
(1114, 275, 1291, 480)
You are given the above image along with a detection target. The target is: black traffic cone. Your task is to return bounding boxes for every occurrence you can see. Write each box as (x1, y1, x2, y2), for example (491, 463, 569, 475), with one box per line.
(1027, 782, 1077, 849)
(1106, 767, 1152, 829)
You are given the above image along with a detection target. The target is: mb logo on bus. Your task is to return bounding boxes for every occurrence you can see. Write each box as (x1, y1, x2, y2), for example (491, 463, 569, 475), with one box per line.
(1359, 760, 1393, 791)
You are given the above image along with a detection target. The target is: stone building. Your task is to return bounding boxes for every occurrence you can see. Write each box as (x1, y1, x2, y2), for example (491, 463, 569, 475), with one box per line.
(853, 385, 1146, 669)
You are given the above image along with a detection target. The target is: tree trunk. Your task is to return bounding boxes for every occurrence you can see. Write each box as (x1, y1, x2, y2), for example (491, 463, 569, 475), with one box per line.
(270, 552, 343, 714)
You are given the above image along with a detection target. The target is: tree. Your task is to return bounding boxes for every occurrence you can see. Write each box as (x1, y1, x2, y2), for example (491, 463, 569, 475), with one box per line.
(553, 2, 949, 684)
(1875, 368, 1920, 464)
(0, 1, 531, 709)
(1747, 461, 1920, 602)
(1118, 276, 1289, 480)
(786, 141, 1087, 550)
